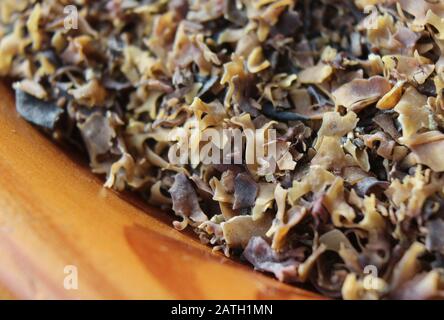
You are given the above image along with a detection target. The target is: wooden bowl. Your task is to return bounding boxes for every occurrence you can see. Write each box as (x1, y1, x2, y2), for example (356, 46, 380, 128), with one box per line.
(0, 83, 323, 300)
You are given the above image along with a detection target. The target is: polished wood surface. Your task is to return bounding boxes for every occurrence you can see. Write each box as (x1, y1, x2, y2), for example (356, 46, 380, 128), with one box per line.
(0, 83, 323, 300)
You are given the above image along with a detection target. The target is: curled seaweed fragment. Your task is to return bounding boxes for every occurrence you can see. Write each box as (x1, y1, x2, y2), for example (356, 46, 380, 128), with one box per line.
(426, 219, 444, 254)
(333, 76, 392, 112)
(243, 236, 300, 282)
(15, 88, 63, 130)
(262, 103, 309, 122)
(169, 173, 208, 229)
(233, 172, 259, 210)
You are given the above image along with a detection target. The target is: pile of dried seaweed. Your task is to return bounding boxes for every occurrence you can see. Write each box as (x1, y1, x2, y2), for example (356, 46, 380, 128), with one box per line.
(2, 0, 444, 299)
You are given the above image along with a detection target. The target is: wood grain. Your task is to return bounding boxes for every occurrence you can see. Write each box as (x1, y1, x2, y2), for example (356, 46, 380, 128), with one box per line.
(0, 83, 323, 300)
